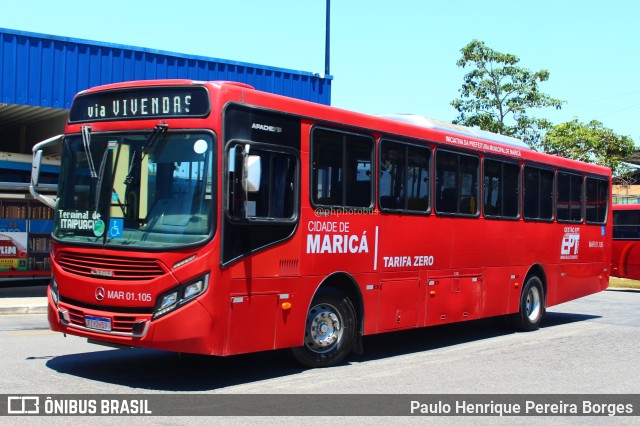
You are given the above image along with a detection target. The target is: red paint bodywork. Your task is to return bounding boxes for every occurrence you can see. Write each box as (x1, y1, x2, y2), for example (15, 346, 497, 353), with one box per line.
(612, 204, 640, 280)
(47, 80, 612, 357)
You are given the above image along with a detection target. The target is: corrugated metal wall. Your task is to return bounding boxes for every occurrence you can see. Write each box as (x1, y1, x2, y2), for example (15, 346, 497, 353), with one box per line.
(0, 27, 331, 109)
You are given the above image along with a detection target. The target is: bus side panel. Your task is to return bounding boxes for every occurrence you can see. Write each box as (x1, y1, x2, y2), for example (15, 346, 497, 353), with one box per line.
(480, 267, 511, 318)
(612, 205, 640, 280)
(476, 218, 526, 319)
(377, 278, 420, 331)
(223, 272, 312, 354)
(424, 269, 482, 325)
(540, 263, 560, 308)
(425, 276, 455, 326)
(376, 214, 451, 331)
(555, 224, 608, 305)
(449, 217, 482, 270)
(612, 240, 640, 280)
(224, 274, 348, 354)
(556, 263, 605, 305)
(224, 292, 278, 355)
(624, 242, 640, 279)
(300, 211, 378, 279)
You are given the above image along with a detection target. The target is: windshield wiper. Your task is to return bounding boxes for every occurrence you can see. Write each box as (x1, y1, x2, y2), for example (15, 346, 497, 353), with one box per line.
(124, 122, 169, 185)
(94, 145, 112, 213)
(142, 122, 169, 157)
(81, 126, 97, 178)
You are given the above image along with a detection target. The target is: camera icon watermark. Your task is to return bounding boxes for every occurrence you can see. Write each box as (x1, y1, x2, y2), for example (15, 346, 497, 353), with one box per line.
(7, 396, 40, 414)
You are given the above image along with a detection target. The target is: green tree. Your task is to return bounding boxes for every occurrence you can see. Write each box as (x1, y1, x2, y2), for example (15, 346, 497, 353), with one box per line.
(542, 118, 635, 177)
(451, 39, 564, 148)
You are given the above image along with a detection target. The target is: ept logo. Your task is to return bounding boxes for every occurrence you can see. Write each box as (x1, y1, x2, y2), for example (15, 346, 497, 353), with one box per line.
(561, 231, 580, 260)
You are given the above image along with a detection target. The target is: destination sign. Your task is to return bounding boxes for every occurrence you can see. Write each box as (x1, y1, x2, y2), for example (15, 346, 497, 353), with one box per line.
(69, 86, 210, 123)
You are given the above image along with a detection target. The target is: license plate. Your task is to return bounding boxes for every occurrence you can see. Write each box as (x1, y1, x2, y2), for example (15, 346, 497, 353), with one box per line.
(85, 315, 112, 332)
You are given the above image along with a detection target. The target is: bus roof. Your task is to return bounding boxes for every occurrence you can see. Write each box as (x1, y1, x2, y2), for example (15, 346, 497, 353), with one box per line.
(66, 80, 611, 177)
(613, 204, 640, 210)
(378, 114, 530, 150)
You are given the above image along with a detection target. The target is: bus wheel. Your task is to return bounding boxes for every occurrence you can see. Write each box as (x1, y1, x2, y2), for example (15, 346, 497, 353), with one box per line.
(291, 288, 356, 368)
(511, 276, 546, 332)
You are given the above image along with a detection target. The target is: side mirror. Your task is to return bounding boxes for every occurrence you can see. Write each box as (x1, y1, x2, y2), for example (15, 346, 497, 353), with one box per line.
(228, 143, 262, 219)
(243, 154, 261, 193)
(30, 134, 63, 209)
(31, 149, 44, 188)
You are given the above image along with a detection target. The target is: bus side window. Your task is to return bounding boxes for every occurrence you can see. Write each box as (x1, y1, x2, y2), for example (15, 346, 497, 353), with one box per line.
(227, 143, 297, 221)
(614, 210, 640, 239)
(483, 158, 520, 219)
(523, 166, 554, 221)
(585, 176, 609, 224)
(379, 139, 430, 213)
(435, 149, 478, 216)
(440, 187, 456, 212)
(312, 127, 374, 209)
(557, 171, 583, 223)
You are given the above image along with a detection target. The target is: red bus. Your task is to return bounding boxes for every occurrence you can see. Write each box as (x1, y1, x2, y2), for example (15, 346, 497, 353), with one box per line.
(612, 203, 640, 280)
(30, 80, 611, 367)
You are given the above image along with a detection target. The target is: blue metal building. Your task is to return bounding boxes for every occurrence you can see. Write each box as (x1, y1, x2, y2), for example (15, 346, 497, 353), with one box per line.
(0, 27, 332, 153)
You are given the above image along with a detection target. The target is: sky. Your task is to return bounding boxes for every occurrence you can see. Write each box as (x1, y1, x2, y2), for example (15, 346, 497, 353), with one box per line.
(1, 0, 639, 144)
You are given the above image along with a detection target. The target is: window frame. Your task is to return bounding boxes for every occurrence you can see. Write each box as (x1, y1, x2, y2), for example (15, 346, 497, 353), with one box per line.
(585, 175, 609, 225)
(522, 164, 555, 223)
(556, 170, 584, 224)
(613, 209, 640, 240)
(225, 140, 300, 224)
(434, 148, 480, 217)
(378, 138, 431, 215)
(310, 126, 375, 210)
(482, 157, 521, 221)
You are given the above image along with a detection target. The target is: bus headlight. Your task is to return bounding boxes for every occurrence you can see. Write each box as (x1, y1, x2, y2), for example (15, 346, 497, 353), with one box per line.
(159, 292, 178, 310)
(184, 279, 205, 300)
(50, 279, 59, 307)
(153, 274, 209, 319)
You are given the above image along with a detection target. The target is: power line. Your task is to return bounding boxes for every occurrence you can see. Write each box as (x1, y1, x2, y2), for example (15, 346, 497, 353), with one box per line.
(565, 89, 640, 108)
(596, 102, 640, 120)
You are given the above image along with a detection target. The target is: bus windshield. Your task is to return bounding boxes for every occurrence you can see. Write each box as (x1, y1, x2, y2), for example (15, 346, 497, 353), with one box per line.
(54, 130, 215, 248)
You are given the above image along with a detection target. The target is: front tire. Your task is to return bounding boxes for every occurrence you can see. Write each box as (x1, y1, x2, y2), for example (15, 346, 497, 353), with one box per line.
(511, 276, 546, 331)
(291, 288, 356, 368)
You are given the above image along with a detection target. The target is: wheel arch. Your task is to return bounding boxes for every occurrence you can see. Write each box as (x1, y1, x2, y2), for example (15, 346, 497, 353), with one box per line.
(525, 263, 547, 303)
(508, 263, 547, 332)
(312, 272, 364, 335)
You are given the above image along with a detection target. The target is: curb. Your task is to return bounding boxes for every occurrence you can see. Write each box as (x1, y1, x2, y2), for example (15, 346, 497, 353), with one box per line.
(0, 298, 48, 316)
(0, 305, 48, 315)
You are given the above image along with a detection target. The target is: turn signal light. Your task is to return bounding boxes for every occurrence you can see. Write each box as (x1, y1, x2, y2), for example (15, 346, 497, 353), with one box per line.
(281, 302, 292, 310)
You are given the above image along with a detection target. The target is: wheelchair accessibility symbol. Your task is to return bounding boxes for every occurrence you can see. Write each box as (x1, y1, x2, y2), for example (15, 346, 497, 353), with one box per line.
(108, 218, 124, 239)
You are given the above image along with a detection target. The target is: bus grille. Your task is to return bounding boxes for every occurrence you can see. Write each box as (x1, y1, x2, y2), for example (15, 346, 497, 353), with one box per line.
(57, 252, 165, 281)
(67, 307, 140, 333)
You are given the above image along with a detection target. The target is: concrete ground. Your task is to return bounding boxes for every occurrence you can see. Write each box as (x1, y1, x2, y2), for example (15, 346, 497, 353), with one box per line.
(0, 280, 48, 315)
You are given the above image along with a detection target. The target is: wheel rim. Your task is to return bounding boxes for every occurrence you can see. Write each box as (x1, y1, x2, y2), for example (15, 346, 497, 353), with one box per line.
(525, 286, 541, 322)
(304, 303, 343, 354)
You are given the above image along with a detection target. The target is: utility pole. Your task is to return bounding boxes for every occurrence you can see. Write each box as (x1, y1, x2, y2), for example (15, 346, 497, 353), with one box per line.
(325, 0, 330, 76)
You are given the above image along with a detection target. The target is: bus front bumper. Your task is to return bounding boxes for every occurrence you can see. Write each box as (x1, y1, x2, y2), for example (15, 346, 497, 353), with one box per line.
(47, 287, 216, 355)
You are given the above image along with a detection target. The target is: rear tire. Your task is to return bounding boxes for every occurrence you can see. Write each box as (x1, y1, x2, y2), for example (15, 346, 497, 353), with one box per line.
(291, 288, 356, 368)
(511, 276, 546, 331)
